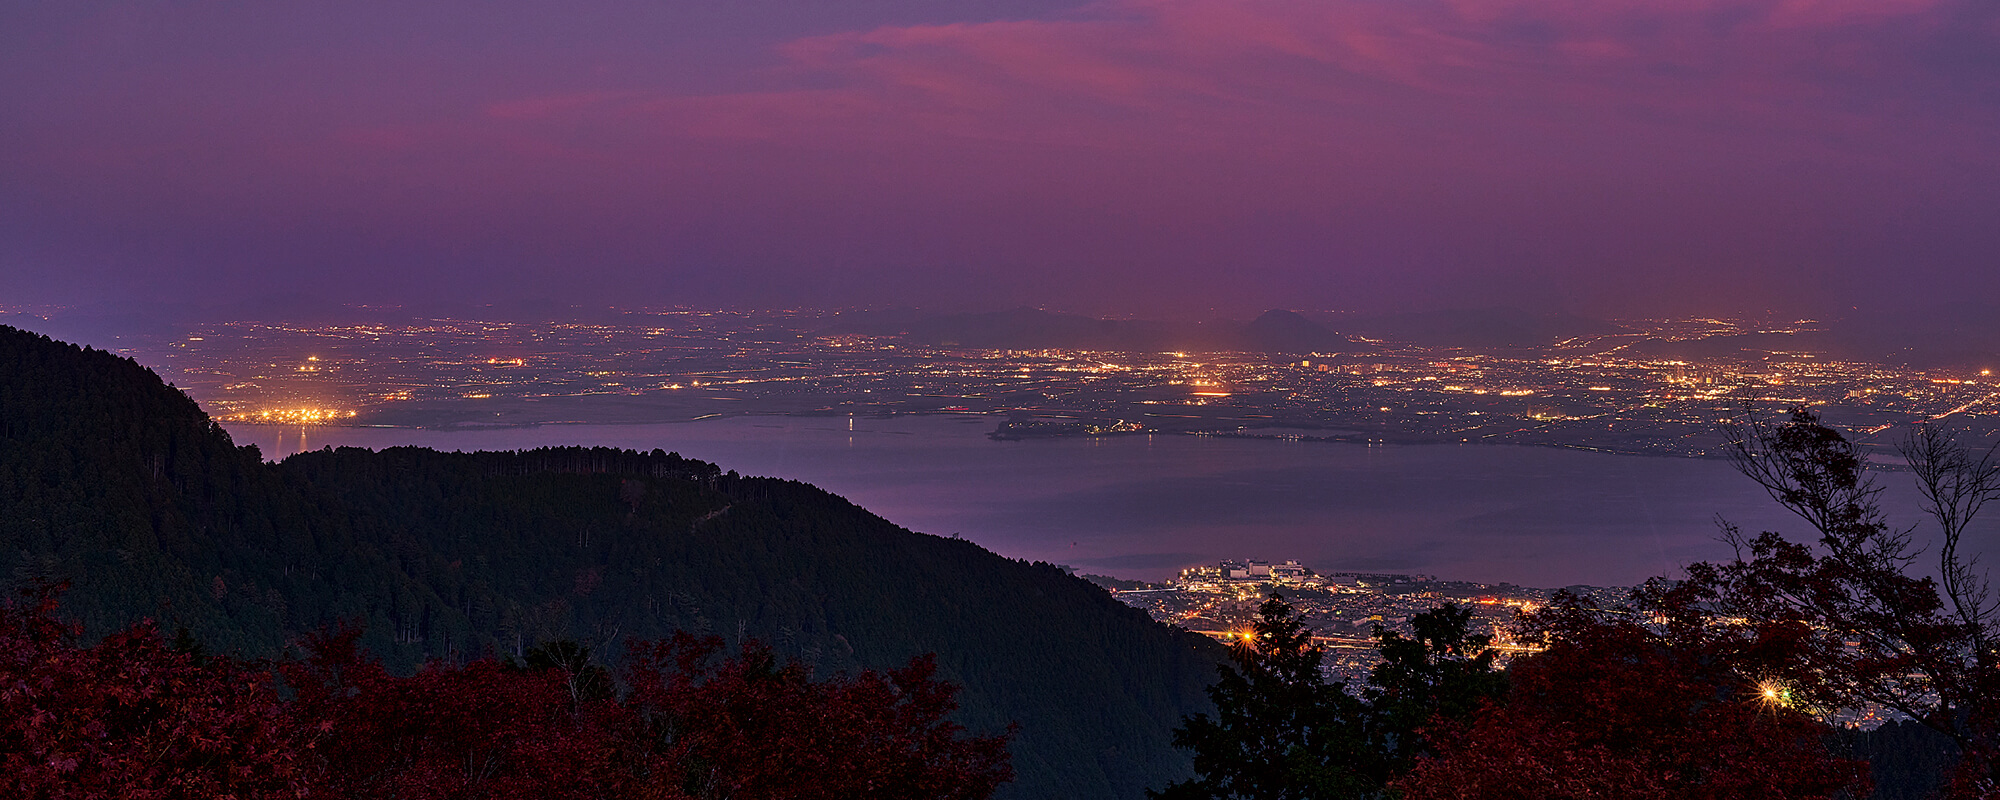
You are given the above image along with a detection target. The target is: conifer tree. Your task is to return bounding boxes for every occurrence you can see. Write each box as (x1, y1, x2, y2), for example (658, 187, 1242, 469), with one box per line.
(1156, 596, 1507, 799)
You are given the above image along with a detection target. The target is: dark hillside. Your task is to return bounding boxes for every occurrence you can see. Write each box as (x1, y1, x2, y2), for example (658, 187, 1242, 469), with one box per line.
(0, 325, 289, 647)
(0, 325, 1224, 799)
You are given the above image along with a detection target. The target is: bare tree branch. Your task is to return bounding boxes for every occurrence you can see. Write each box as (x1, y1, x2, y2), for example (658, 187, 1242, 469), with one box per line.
(1901, 423, 2000, 661)
(1671, 405, 2000, 783)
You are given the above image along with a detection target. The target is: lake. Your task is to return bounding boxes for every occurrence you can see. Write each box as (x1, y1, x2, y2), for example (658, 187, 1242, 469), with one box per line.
(223, 414, 1994, 588)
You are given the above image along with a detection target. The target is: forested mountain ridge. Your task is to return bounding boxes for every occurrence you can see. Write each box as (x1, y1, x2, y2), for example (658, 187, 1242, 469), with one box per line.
(0, 325, 1225, 800)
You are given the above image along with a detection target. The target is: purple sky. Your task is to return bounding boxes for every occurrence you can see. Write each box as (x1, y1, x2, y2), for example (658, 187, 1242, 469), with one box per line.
(4, 0, 1997, 318)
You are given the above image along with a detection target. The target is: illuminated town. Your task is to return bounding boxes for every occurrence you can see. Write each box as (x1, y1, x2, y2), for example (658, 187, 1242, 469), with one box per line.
(1094, 560, 1889, 728)
(80, 308, 2000, 465)
(1090, 559, 1617, 685)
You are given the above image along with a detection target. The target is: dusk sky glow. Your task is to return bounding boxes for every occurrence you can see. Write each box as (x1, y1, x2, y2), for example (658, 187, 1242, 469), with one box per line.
(4, 0, 1997, 317)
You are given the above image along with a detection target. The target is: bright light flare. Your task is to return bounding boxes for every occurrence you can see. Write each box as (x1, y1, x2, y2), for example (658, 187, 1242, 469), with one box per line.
(1755, 680, 1793, 708)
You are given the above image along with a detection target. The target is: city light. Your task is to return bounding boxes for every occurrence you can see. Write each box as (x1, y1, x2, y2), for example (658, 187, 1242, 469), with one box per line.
(222, 408, 358, 424)
(154, 312, 2000, 463)
(1756, 680, 1793, 709)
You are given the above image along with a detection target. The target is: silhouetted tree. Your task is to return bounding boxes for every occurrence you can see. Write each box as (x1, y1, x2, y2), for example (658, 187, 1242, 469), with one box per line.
(1637, 406, 2000, 794)
(1362, 603, 1507, 776)
(1153, 594, 1373, 799)
(517, 639, 616, 709)
(1154, 596, 1504, 799)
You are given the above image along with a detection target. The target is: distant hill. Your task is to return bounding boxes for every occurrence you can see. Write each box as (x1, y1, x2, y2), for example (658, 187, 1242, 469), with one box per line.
(1620, 333, 1819, 361)
(0, 325, 1225, 800)
(1242, 309, 1352, 353)
(1617, 306, 2000, 370)
(820, 307, 1362, 353)
(1314, 308, 1628, 349)
(1823, 304, 2000, 370)
(818, 306, 1632, 353)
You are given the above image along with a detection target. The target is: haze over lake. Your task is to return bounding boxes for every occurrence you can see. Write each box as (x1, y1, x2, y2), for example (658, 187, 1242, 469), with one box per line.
(224, 415, 1996, 588)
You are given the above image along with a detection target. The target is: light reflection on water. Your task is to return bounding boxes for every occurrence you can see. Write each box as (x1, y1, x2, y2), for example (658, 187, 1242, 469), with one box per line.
(225, 415, 1994, 588)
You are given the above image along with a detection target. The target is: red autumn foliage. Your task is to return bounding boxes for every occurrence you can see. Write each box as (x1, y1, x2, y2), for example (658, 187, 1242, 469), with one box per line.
(0, 585, 309, 800)
(620, 633, 1015, 800)
(0, 587, 1014, 800)
(280, 627, 623, 800)
(1396, 602, 1872, 800)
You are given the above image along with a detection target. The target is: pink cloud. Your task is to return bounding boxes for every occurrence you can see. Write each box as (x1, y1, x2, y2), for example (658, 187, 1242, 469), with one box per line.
(205, 0, 1984, 192)
(487, 0, 1982, 179)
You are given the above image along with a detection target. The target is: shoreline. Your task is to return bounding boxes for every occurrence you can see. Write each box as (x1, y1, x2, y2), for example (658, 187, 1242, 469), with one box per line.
(226, 408, 1745, 464)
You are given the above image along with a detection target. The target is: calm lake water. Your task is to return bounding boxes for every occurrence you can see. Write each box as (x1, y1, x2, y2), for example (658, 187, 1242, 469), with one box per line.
(224, 415, 1994, 588)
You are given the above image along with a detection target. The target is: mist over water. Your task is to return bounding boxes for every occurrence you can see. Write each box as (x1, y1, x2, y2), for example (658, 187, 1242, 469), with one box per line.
(226, 415, 1997, 588)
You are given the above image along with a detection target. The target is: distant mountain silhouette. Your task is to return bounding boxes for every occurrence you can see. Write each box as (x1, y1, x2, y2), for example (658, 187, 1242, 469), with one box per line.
(1620, 333, 1815, 361)
(820, 307, 1364, 353)
(1822, 304, 2000, 370)
(1317, 308, 1628, 348)
(1243, 309, 1352, 353)
(909, 308, 1133, 349)
(1620, 306, 2000, 370)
